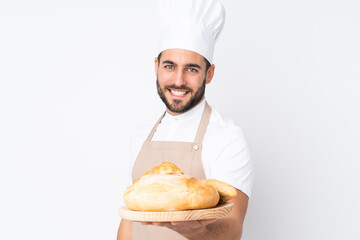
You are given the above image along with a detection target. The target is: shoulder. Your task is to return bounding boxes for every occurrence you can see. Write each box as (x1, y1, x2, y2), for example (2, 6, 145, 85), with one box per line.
(131, 123, 153, 141)
(207, 107, 248, 144)
(129, 122, 154, 164)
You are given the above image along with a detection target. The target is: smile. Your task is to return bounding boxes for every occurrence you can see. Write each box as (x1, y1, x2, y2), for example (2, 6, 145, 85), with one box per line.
(169, 89, 189, 97)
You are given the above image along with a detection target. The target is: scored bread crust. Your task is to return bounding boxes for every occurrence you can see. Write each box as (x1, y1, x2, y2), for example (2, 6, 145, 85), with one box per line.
(124, 162, 236, 211)
(132, 162, 184, 185)
(124, 174, 220, 211)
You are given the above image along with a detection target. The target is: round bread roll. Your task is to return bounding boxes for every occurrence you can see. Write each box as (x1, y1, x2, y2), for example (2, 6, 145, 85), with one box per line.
(123, 162, 237, 211)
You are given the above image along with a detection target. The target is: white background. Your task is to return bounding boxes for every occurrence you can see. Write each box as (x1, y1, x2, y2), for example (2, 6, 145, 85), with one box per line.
(1, 0, 359, 239)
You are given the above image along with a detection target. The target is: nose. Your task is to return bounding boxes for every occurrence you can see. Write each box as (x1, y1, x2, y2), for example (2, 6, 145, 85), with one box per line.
(173, 69, 186, 86)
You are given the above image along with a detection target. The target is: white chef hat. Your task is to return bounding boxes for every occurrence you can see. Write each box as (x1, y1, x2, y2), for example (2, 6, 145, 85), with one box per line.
(158, 0, 225, 64)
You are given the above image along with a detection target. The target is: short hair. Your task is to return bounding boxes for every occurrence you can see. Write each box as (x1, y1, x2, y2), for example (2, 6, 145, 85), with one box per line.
(157, 52, 211, 71)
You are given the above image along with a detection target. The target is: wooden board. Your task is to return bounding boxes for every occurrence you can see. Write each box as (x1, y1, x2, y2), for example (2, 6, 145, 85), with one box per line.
(119, 202, 233, 222)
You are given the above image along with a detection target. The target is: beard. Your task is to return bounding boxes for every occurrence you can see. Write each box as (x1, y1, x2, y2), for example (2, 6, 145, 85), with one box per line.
(156, 78, 206, 114)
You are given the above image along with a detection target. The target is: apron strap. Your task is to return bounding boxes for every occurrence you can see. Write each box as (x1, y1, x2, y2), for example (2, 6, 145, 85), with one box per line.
(145, 112, 166, 142)
(145, 101, 212, 143)
(194, 101, 212, 144)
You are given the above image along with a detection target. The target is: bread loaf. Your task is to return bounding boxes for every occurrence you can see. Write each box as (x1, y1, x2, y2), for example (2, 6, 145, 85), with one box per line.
(123, 162, 237, 211)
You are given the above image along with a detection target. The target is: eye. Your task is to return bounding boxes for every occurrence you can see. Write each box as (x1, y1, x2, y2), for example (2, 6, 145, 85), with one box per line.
(187, 68, 198, 73)
(164, 65, 174, 69)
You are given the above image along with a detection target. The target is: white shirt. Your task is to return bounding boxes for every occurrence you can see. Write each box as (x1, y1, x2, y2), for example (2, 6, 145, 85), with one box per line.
(129, 99, 253, 197)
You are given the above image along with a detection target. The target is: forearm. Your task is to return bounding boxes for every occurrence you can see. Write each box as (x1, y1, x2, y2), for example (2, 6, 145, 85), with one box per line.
(117, 219, 132, 240)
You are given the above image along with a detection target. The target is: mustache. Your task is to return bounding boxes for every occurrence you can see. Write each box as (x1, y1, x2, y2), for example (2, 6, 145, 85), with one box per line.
(165, 84, 192, 92)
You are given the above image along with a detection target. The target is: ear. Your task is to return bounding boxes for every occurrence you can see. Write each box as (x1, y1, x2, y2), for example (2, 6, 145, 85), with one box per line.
(155, 57, 159, 76)
(206, 64, 215, 84)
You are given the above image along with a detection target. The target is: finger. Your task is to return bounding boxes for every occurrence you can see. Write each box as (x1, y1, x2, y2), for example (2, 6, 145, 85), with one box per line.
(152, 221, 167, 227)
(141, 221, 152, 225)
(198, 218, 217, 226)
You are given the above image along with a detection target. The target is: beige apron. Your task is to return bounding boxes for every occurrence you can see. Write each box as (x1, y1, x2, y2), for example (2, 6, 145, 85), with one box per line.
(131, 102, 211, 240)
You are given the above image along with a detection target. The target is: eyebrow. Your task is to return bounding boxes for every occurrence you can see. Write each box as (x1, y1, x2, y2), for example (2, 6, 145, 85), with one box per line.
(186, 63, 201, 69)
(162, 60, 175, 65)
(161, 60, 202, 70)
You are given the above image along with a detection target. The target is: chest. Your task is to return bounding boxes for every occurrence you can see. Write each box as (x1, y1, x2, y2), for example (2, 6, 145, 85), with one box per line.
(151, 117, 202, 142)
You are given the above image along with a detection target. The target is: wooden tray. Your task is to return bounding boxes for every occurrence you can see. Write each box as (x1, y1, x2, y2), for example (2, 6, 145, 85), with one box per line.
(119, 202, 233, 222)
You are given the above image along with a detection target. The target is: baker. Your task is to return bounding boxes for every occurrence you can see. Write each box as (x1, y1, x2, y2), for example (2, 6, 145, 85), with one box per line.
(117, 0, 253, 239)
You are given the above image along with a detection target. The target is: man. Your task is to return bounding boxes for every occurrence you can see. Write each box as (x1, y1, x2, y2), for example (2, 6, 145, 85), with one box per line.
(117, 0, 253, 239)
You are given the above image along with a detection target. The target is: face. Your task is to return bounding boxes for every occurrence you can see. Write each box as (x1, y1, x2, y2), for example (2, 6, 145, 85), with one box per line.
(155, 49, 214, 115)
